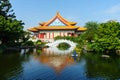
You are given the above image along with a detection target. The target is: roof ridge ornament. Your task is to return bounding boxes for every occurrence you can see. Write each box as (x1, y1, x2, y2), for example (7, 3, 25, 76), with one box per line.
(56, 12, 60, 15)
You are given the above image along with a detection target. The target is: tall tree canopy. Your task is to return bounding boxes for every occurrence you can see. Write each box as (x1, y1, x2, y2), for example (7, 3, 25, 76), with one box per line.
(92, 21, 120, 53)
(83, 21, 99, 42)
(0, 0, 24, 46)
(0, 0, 15, 18)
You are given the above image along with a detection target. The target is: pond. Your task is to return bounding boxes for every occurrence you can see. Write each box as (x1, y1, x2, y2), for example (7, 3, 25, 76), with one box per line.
(0, 47, 120, 80)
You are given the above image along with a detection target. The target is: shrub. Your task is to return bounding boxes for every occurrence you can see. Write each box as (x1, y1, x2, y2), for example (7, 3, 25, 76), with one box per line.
(57, 42, 70, 50)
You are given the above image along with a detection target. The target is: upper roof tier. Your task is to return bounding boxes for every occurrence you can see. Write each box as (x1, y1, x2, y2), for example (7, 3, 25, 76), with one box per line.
(39, 12, 77, 26)
(28, 12, 87, 32)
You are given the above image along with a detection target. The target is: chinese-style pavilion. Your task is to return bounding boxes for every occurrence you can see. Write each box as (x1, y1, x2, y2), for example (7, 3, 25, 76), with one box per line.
(28, 12, 87, 42)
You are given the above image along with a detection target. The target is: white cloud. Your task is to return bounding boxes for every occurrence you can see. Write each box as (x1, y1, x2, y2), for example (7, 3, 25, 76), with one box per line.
(106, 4, 120, 14)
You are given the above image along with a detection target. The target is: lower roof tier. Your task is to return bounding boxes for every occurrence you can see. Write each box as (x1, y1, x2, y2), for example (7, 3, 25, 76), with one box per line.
(28, 26, 87, 32)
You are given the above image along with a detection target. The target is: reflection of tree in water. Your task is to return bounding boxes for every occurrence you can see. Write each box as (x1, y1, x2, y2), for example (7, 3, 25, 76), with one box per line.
(85, 54, 120, 79)
(0, 50, 32, 80)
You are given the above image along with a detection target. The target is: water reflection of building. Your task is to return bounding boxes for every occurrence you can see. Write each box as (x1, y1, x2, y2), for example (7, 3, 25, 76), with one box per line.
(38, 55, 75, 73)
(42, 47, 72, 55)
(32, 44, 79, 73)
(33, 47, 75, 73)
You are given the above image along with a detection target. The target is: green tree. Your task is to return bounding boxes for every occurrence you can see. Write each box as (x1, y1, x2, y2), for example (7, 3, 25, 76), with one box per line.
(92, 20, 120, 53)
(0, 16, 24, 46)
(0, 0, 15, 18)
(83, 21, 99, 43)
(0, 0, 24, 46)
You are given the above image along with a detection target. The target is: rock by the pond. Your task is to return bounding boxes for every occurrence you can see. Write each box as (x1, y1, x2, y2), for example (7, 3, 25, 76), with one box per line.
(101, 55, 110, 58)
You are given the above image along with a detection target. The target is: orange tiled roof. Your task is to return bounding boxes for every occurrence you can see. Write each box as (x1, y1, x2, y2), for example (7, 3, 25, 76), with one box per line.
(77, 27, 87, 31)
(27, 28, 38, 32)
(39, 22, 46, 26)
(35, 26, 78, 30)
(28, 26, 87, 32)
(28, 12, 87, 32)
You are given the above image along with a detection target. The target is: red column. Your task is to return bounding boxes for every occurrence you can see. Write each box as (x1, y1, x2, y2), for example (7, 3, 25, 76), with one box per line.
(43, 33, 45, 39)
(52, 33, 54, 38)
(60, 32, 61, 36)
(49, 33, 50, 39)
(66, 33, 68, 36)
(38, 34, 40, 38)
(38, 34, 39, 38)
(63, 33, 65, 36)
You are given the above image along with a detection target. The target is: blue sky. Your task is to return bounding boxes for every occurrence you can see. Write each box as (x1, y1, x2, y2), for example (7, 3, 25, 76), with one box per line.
(9, 0, 120, 30)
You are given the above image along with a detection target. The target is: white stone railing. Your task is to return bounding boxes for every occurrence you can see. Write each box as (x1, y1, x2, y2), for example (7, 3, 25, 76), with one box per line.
(46, 39, 76, 47)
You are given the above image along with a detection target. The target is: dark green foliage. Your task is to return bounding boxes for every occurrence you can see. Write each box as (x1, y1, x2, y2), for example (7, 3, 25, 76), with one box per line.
(76, 21, 120, 54)
(91, 21, 120, 53)
(0, 0, 15, 18)
(83, 21, 99, 43)
(54, 36, 82, 43)
(57, 42, 70, 50)
(0, 15, 24, 46)
(0, 44, 6, 53)
(0, 0, 25, 46)
(22, 41, 34, 46)
(36, 49, 42, 54)
(84, 53, 120, 79)
(35, 40, 42, 46)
